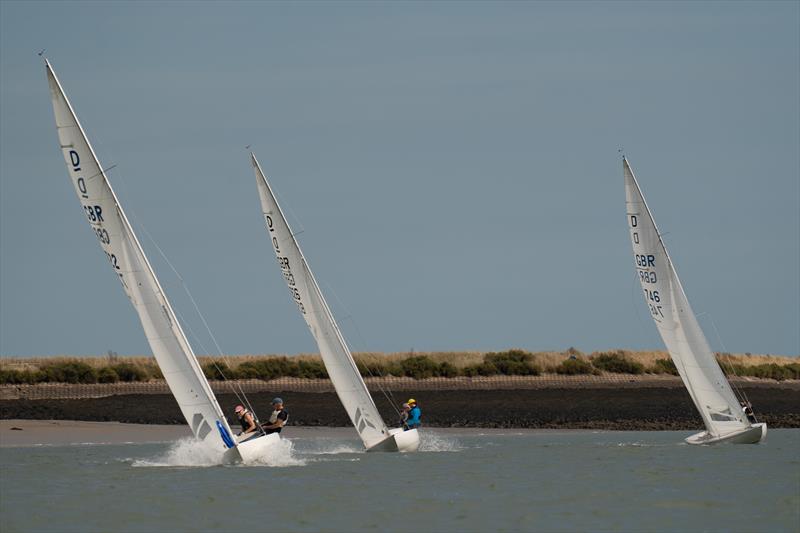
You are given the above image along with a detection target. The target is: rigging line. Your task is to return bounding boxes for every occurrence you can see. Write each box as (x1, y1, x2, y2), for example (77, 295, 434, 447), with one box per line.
(271, 186, 306, 238)
(169, 305, 250, 408)
(319, 274, 397, 411)
(321, 279, 402, 417)
(134, 220, 263, 418)
(266, 169, 401, 419)
(108, 169, 261, 423)
(136, 221, 263, 423)
(71, 107, 257, 429)
(706, 314, 753, 410)
(314, 270, 400, 416)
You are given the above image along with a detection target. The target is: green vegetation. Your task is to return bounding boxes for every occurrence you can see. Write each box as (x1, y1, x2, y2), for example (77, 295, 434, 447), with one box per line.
(201, 360, 232, 381)
(462, 350, 541, 377)
(722, 362, 800, 381)
(591, 351, 645, 374)
(110, 362, 149, 382)
(96, 367, 119, 383)
(485, 350, 542, 376)
(399, 356, 441, 379)
(0, 368, 43, 384)
(1, 351, 797, 384)
(555, 358, 597, 375)
(651, 358, 679, 376)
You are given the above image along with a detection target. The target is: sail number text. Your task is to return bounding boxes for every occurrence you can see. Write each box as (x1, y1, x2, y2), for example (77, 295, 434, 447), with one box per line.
(265, 214, 306, 314)
(68, 149, 125, 285)
(635, 255, 663, 317)
(629, 215, 662, 318)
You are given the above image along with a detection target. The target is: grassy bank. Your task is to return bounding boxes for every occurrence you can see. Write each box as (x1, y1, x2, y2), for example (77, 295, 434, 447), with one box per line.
(1, 350, 798, 385)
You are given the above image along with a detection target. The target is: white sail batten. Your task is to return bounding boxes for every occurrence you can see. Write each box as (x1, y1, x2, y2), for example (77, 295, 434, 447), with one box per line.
(624, 158, 749, 438)
(46, 61, 236, 450)
(251, 154, 390, 449)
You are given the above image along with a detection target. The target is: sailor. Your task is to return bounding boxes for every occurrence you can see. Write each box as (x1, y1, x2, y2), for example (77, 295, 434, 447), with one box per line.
(399, 402, 411, 429)
(261, 397, 289, 435)
(741, 401, 757, 424)
(405, 398, 421, 430)
(234, 404, 257, 436)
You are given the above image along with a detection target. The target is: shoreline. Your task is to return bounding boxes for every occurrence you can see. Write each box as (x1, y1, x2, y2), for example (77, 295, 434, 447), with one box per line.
(0, 420, 744, 448)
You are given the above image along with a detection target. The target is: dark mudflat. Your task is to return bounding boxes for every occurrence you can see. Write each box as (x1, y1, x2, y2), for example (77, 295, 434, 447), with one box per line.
(2, 387, 798, 429)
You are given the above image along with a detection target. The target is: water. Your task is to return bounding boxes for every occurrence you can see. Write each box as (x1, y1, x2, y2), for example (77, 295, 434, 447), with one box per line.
(2, 429, 798, 532)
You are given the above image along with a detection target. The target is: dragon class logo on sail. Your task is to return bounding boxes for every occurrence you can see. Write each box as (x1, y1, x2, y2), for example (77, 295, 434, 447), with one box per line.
(265, 213, 306, 314)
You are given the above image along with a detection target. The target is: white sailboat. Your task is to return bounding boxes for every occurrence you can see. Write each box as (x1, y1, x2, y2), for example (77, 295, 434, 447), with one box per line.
(624, 157, 766, 444)
(45, 59, 277, 463)
(251, 153, 420, 452)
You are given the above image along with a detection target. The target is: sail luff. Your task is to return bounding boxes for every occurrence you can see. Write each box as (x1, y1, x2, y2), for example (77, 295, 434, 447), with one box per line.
(251, 153, 390, 448)
(624, 157, 748, 437)
(623, 159, 708, 423)
(46, 60, 235, 444)
(251, 156, 365, 387)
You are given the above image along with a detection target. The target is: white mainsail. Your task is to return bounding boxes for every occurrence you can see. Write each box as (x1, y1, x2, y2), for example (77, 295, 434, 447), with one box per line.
(624, 157, 765, 443)
(46, 60, 239, 454)
(251, 153, 414, 451)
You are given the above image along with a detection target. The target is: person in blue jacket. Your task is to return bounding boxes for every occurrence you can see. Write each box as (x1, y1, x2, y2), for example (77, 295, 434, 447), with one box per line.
(405, 398, 421, 430)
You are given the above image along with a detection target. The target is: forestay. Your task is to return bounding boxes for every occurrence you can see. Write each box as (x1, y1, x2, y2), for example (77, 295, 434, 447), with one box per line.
(46, 61, 236, 450)
(251, 153, 390, 449)
(624, 157, 749, 438)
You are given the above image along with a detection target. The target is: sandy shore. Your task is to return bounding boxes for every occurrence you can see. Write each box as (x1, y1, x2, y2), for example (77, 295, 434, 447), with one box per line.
(1, 420, 571, 447)
(0, 420, 192, 447)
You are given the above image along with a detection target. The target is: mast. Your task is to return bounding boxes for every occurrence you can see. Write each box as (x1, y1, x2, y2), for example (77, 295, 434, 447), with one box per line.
(251, 153, 391, 448)
(623, 158, 710, 429)
(46, 59, 236, 449)
(624, 157, 749, 437)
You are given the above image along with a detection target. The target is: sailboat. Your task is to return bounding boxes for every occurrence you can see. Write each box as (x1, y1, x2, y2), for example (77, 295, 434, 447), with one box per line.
(45, 59, 277, 463)
(251, 153, 420, 452)
(624, 157, 766, 444)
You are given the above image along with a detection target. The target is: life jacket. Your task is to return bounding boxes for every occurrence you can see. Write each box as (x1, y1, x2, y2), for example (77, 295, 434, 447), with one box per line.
(269, 409, 289, 425)
(238, 409, 255, 431)
(406, 405, 421, 427)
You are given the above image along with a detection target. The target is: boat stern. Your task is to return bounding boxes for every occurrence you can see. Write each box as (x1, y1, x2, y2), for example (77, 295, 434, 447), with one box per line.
(366, 428, 420, 453)
(233, 432, 282, 463)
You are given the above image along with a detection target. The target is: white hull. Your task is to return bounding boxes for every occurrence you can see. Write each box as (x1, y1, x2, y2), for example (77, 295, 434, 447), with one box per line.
(223, 433, 282, 464)
(366, 428, 420, 453)
(685, 423, 767, 445)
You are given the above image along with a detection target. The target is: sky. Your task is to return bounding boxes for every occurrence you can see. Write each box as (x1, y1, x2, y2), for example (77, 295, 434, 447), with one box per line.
(1, 1, 798, 358)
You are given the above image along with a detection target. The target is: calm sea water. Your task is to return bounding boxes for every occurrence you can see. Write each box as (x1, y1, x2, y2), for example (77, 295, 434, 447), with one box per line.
(1, 429, 798, 532)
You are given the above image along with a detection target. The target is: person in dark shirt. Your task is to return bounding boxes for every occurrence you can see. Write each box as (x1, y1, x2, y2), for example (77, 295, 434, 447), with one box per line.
(234, 404, 257, 436)
(741, 401, 757, 424)
(261, 397, 289, 434)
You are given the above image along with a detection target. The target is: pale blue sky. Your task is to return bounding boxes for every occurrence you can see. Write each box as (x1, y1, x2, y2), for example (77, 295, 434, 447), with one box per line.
(1, 1, 798, 357)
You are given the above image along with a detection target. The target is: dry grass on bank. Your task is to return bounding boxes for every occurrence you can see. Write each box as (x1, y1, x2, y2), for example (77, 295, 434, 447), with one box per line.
(2, 349, 796, 373)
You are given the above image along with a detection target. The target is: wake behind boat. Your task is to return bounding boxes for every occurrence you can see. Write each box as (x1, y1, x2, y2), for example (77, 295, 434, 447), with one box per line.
(251, 153, 419, 452)
(623, 157, 766, 445)
(45, 60, 278, 463)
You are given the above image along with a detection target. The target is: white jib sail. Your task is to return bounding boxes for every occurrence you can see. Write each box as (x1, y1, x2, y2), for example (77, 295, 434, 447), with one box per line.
(46, 61, 237, 451)
(624, 157, 749, 437)
(251, 153, 390, 449)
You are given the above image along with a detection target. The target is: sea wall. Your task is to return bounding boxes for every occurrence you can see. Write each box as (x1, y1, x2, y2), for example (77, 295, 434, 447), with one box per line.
(2, 374, 796, 400)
